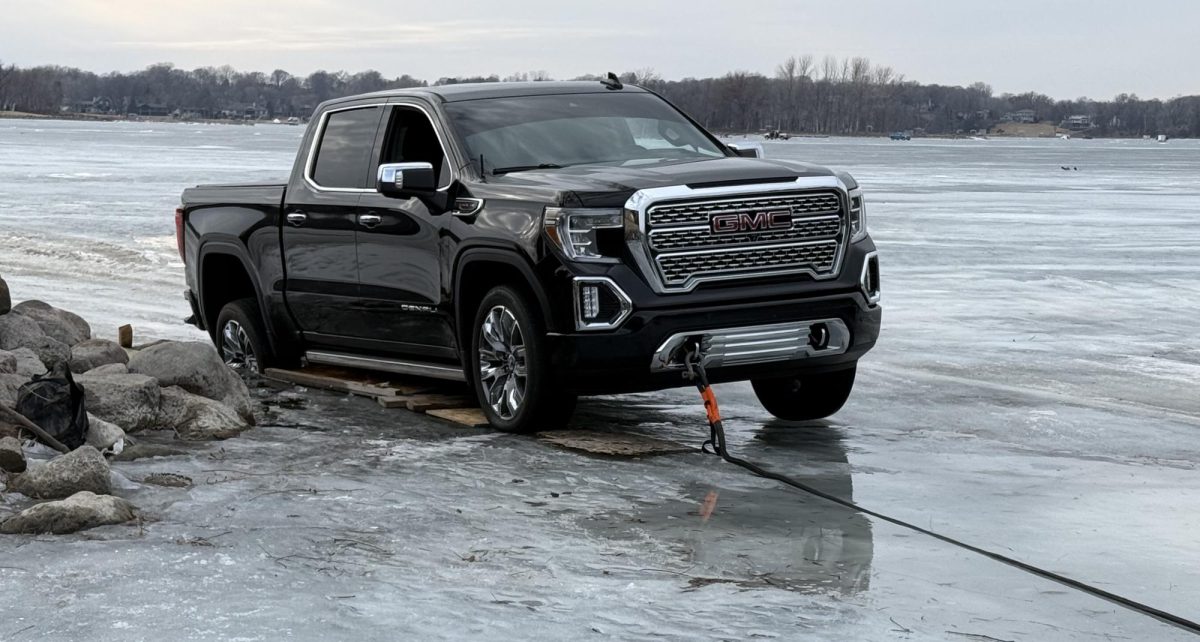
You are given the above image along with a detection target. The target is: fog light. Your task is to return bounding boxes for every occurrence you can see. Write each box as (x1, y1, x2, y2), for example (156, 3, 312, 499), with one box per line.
(572, 277, 633, 331)
(582, 285, 600, 319)
(860, 251, 880, 304)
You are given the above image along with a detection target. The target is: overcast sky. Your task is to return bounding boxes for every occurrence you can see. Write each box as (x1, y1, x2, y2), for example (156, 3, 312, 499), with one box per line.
(3, 0, 1196, 99)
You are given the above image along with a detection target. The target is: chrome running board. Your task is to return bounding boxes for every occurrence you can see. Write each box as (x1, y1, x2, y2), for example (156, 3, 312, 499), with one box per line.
(305, 351, 467, 382)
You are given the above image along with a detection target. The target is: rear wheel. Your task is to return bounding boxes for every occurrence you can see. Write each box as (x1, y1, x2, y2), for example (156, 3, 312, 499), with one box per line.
(470, 286, 575, 433)
(751, 366, 857, 421)
(215, 298, 271, 374)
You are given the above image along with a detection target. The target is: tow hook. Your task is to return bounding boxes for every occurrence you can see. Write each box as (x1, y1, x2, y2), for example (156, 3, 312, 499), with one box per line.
(680, 338, 725, 455)
(808, 322, 830, 350)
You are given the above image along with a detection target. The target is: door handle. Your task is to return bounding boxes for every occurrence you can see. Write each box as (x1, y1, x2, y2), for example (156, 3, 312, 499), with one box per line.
(358, 213, 382, 229)
(286, 212, 307, 227)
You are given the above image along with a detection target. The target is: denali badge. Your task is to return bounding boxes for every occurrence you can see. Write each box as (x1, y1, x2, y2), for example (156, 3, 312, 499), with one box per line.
(710, 210, 792, 234)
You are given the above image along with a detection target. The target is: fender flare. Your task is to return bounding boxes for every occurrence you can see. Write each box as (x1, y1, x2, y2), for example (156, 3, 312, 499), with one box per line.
(196, 240, 280, 355)
(453, 246, 557, 342)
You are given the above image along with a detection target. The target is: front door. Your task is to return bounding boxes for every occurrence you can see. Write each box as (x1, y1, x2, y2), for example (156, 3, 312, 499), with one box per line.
(351, 103, 457, 360)
(282, 103, 383, 339)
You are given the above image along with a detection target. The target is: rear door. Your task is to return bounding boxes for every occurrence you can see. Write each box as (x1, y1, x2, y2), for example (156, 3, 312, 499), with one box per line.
(282, 103, 383, 339)
(351, 102, 458, 360)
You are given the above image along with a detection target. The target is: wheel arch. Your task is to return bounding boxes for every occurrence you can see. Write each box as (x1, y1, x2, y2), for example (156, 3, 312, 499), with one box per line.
(453, 247, 556, 362)
(197, 241, 280, 356)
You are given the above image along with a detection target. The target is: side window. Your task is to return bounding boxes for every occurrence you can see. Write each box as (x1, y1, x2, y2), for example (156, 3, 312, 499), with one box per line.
(310, 106, 382, 189)
(379, 106, 451, 189)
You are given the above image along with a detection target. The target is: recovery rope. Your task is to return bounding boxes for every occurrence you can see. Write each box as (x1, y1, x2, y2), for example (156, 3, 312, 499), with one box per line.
(680, 346, 1200, 636)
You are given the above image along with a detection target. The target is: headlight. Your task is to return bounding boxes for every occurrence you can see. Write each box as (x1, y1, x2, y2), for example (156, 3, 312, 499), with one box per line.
(543, 207, 623, 262)
(848, 188, 867, 242)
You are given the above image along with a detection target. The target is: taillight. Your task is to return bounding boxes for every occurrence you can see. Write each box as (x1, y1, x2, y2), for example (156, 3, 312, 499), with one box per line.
(175, 207, 186, 263)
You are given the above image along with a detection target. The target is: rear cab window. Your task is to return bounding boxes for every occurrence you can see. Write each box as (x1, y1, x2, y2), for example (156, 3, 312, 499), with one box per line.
(309, 106, 383, 189)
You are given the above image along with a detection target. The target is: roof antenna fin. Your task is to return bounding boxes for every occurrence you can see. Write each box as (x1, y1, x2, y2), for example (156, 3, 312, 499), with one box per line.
(601, 72, 623, 90)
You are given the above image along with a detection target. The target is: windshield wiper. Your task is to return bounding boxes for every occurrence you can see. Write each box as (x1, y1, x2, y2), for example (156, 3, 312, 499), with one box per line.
(491, 163, 564, 175)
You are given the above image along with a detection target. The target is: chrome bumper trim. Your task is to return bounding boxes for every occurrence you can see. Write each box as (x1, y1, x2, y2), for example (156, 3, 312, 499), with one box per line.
(650, 318, 851, 372)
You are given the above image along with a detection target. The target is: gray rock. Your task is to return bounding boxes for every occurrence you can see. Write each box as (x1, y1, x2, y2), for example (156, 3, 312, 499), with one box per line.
(0, 313, 46, 359)
(0, 349, 14, 374)
(70, 339, 129, 374)
(85, 413, 126, 452)
(85, 362, 128, 375)
(7, 445, 110, 499)
(11, 300, 91, 346)
(128, 341, 255, 425)
(0, 491, 135, 534)
(0, 373, 28, 407)
(0, 275, 9, 315)
(0, 435, 26, 473)
(0, 310, 43, 350)
(10, 347, 46, 377)
(158, 386, 250, 441)
(26, 335, 70, 370)
(74, 373, 162, 432)
(0, 313, 69, 370)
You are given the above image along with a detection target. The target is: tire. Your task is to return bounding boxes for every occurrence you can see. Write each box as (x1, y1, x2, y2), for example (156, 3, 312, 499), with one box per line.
(470, 285, 576, 433)
(751, 366, 857, 421)
(214, 298, 272, 374)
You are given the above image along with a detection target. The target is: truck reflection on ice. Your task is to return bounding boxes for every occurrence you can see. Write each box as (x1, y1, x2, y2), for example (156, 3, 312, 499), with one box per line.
(579, 419, 872, 596)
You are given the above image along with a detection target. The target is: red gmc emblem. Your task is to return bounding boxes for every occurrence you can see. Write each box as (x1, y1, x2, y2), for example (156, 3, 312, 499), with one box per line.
(710, 210, 792, 234)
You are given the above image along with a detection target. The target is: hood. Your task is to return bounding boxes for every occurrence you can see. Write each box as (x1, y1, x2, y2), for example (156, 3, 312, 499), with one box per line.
(483, 157, 838, 208)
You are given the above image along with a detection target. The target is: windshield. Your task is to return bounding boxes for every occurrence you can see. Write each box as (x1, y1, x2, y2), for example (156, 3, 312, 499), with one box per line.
(443, 92, 727, 174)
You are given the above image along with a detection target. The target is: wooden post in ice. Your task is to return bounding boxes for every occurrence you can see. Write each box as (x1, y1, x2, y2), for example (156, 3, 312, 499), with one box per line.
(118, 324, 133, 348)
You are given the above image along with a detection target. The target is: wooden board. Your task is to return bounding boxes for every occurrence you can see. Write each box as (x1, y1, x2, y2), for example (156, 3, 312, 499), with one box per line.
(376, 396, 411, 409)
(265, 366, 436, 399)
(405, 393, 474, 413)
(537, 430, 693, 457)
(426, 407, 489, 428)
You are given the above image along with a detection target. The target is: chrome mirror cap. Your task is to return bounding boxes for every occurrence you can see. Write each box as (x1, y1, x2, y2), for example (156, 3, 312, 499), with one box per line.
(377, 162, 435, 195)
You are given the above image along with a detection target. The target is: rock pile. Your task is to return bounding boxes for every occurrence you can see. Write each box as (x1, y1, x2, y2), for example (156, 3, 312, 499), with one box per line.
(0, 271, 258, 535)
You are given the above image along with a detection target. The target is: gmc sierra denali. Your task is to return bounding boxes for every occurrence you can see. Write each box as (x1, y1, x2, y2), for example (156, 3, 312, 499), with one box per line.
(178, 80, 881, 433)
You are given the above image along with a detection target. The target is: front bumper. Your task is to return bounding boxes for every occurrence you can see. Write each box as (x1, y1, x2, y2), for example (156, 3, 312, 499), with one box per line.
(548, 290, 880, 394)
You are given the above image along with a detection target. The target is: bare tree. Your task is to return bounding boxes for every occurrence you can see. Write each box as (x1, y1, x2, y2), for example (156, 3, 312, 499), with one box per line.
(0, 60, 20, 111)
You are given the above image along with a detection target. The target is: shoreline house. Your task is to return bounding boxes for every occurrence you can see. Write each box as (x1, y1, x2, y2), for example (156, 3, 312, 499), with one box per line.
(1002, 109, 1037, 123)
(1062, 114, 1094, 131)
(65, 96, 115, 114)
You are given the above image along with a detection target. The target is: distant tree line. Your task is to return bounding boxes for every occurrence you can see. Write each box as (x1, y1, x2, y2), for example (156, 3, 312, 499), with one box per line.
(1, 57, 1198, 137)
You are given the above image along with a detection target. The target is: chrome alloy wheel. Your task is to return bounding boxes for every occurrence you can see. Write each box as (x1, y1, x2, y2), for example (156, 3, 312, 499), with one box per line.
(220, 320, 258, 372)
(477, 305, 528, 420)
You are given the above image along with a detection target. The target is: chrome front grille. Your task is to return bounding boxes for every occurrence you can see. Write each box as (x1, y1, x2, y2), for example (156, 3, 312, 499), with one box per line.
(644, 190, 846, 290)
(648, 192, 842, 226)
(649, 215, 840, 251)
(658, 242, 839, 284)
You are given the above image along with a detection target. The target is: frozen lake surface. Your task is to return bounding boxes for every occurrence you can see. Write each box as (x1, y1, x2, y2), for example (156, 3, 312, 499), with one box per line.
(2, 120, 1199, 640)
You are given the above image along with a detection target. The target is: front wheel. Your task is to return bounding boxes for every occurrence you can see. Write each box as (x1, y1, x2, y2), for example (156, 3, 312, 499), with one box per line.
(751, 366, 857, 421)
(470, 286, 576, 433)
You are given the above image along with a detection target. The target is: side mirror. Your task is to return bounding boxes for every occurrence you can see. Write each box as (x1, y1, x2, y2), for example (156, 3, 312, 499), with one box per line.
(728, 143, 764, 158)
(377, 162, 436, 196)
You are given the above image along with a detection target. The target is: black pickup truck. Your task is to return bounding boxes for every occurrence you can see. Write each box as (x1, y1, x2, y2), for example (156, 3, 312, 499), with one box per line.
(178, 80, 881, 432)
